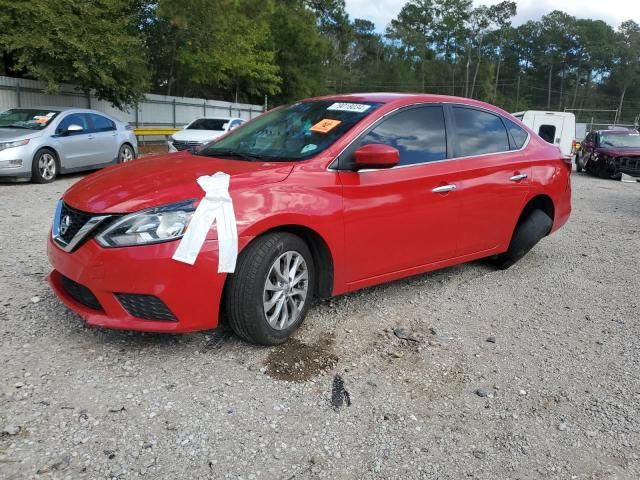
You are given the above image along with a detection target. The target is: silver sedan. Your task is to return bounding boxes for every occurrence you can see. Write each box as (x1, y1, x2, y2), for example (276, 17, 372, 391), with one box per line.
(0, 107, 138, 183)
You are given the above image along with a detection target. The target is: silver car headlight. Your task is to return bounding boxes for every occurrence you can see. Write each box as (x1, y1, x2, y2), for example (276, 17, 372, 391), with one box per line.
(96, 200, 196, 247)
(0, 139, 29, 151)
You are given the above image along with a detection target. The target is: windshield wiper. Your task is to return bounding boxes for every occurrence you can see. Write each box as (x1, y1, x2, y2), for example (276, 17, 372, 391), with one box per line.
(198, 149, 268, 161)
(0, 124, 30, 129)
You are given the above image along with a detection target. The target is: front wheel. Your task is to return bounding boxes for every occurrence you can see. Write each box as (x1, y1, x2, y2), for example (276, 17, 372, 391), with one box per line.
(224, 232, 315, 345)
(31, 149, 58, 183)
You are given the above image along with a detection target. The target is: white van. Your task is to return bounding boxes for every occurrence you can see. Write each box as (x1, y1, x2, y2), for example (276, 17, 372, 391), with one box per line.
(512, 111, 576, 158)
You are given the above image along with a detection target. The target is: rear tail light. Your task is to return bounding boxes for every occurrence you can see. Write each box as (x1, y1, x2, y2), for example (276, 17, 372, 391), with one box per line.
(570, 139, 577, 156)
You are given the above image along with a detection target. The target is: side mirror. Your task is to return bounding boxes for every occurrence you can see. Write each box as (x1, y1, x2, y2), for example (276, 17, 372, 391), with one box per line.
(65, 124, 83, 134)
(353, 144, 399, 170)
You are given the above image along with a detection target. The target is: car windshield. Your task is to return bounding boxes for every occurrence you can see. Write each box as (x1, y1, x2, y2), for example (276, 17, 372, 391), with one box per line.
(0, 108, 60, 130)
(187, 118, 229, 131)
(600, 132, 640, 148)
(197, 100, 382, 161)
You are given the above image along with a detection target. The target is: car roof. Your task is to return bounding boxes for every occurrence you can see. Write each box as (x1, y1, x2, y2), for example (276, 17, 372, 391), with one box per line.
(7, 106, 115, 116)
(512, 110, 575, 117)
(594, 129, 637, 135)
(192, 117, 241, 121)
(303, 92, 513, 117)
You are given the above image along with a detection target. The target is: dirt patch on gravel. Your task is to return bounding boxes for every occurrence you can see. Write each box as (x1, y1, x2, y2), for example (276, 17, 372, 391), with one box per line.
(264, 337, 338, 382)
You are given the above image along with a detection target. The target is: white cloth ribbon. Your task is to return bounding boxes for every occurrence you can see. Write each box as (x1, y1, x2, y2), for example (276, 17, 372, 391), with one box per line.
(172, 172, 238, 272)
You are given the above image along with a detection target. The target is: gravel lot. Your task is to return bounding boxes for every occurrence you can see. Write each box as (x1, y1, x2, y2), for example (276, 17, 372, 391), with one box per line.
(1, 172, 639, 480)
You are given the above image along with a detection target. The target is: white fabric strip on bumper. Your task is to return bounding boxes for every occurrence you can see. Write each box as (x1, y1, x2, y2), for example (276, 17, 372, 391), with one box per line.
(172, 172, 238, 272)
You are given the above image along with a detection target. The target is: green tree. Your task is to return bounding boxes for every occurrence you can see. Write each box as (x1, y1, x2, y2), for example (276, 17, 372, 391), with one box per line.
(612, 21, 640, 121)
(154, 0, 281, 100)
(386, 0, 437, 92)
(487, 1, 516, 101)
(0, 0, 149, 108)
(269, 0, 331, 103)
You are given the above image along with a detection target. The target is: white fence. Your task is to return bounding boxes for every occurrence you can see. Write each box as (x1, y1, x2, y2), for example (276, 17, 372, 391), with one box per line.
(0, 75, 264, 127)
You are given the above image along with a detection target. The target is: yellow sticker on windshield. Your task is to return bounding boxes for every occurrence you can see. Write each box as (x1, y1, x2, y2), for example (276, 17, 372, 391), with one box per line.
(310, 119, 341, 134)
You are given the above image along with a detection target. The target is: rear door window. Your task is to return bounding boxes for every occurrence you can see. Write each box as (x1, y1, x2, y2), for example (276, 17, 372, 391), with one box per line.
(352, 106, 447, 166)
(452, 107, 510, 157)
(91, 114, 116, 132)
(538, 124, 556, 144)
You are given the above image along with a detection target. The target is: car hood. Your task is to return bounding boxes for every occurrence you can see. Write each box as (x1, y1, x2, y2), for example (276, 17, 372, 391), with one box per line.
(0, 128, 41, 141)
(63, 152, 294, 214)
(596, 147, 640, 157)
(172, 129, 226, 142)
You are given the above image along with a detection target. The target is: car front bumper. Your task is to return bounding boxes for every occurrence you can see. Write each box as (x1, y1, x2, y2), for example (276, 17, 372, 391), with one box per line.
(0, 145, 32, 177)
(47, 235, 229, 332)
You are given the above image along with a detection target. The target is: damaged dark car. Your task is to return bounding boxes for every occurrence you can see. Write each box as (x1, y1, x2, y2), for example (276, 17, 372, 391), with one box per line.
(576, 129, 640, 179)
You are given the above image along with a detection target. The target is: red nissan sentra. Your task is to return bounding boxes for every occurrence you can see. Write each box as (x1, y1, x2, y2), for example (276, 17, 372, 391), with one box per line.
(48, 93, 571, 345)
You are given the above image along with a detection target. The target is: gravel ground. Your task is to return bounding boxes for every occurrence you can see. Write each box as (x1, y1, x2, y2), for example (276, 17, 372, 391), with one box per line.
(1, 172, 639, 480)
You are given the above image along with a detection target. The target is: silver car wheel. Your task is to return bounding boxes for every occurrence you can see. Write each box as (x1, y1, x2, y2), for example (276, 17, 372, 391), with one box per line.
(119, 145, 134, 163)
(38, 153, 57, 180)
(263, 251, 309, 330)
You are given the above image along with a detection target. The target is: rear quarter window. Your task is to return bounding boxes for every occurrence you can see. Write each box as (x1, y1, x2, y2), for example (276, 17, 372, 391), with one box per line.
(503, 118, 528, 150)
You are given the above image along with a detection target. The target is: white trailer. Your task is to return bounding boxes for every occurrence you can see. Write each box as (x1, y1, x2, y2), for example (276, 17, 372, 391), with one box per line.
(512, 111, 576, 157)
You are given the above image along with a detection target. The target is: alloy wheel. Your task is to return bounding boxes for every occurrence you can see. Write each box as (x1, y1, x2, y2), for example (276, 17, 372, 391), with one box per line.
(119, 146, 134, 163)
(38, 153, 56, 180)
(263, 251, 309, 330)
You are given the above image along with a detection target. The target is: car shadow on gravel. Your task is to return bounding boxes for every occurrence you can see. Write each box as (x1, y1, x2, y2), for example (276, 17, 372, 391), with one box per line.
(0, 172, 89, 186)
(42, 259, 497, 360)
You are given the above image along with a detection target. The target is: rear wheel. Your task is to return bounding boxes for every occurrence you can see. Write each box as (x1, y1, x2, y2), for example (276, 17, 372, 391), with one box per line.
(117, 144, 135, 163)
(493, 209, 553, 270)
(224, 232, 315, 345)
(31, 148, 58, 183)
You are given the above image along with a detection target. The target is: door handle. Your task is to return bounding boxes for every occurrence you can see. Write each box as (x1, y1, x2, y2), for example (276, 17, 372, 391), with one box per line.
(88, 134, 94, 140)
(509, 173, 528, 182)
(432, 184, 457, 193)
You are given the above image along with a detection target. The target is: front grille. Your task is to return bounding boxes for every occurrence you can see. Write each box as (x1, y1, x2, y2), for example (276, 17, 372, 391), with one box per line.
(617, 156, 640, 175)
(172, 140, 202, 152)
(59, 203, 94, 244)
(115, 294, 177, 321)
(60, 275, 103, 311)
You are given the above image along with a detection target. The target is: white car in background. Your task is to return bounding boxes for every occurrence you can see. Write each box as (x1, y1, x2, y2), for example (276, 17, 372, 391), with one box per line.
(168, 117, 245, 152)
(0, 106, 138, 183)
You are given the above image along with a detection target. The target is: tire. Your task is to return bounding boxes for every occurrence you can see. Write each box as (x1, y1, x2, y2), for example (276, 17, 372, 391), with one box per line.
(493, 209, 553, 270)
(224, 232, 315, 345)
(117, 143, 135, 164)
(575, 155, 583, 172)
(31, 148, 59, 183)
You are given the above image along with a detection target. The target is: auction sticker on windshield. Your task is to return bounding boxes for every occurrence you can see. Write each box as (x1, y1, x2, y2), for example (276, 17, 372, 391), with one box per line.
(310, 119, 342, 134)
(327, 103, 371, 113)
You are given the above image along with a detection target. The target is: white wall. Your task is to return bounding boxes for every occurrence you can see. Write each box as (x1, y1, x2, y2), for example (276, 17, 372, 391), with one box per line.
(0, 75, 264, 126)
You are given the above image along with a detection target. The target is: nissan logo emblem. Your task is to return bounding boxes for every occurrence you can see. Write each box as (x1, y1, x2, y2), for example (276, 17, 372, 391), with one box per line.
(60, 215, 72, 235)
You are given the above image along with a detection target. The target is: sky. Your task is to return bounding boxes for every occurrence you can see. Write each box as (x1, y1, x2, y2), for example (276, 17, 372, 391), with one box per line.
(344, 0, 639, 32)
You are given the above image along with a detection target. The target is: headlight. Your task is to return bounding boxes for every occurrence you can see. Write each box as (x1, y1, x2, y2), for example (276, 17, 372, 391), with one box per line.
(96, 200, 196, 247)
(0, 139, 29, 151)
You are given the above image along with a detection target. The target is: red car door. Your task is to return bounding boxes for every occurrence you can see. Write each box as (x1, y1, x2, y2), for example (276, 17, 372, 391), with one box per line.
(337, 105, 460, 283)
(446, 106, 531, 256)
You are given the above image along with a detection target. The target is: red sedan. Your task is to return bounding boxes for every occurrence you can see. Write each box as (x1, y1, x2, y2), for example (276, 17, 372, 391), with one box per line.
(47, 94, 571, 345)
